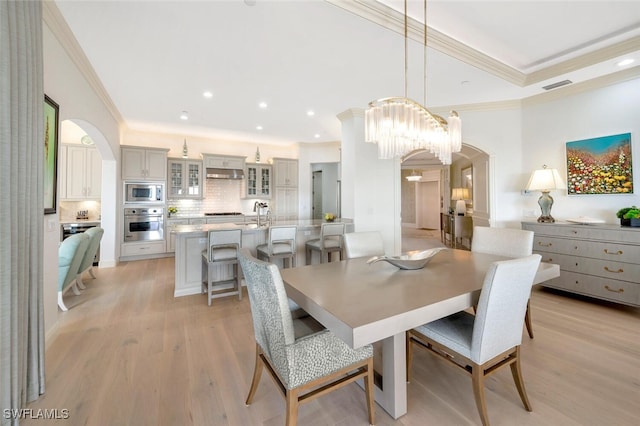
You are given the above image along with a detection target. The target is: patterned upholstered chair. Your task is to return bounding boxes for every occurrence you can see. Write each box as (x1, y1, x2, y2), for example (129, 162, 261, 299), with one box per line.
(305, 222, 345, 264)
(58, 233, 90, 311)
(471, 226, 536, 338)
(343, 231, 385, 259)
(407, 254, 541, 426)
(237, 248, 375, 426)
(75, 226, 104, 289)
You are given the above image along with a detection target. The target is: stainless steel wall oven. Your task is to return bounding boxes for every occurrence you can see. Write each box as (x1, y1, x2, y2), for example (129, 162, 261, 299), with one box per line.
(124, 207, 164, 242)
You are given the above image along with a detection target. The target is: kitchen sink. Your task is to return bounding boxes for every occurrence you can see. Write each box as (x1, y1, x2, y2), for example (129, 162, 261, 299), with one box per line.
(235, 223, 267, 229)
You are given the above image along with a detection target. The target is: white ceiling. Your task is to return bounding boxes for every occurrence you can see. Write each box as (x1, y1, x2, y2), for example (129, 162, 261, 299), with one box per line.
(54, 0, 640, 147)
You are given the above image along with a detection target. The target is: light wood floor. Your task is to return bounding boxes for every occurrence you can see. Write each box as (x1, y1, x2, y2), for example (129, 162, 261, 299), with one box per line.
(26, 256, 639, 426)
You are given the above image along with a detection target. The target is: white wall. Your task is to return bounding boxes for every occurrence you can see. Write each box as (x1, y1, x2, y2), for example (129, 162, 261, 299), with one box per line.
(43, 23, 120, 335)
(521, 78, 640, 223)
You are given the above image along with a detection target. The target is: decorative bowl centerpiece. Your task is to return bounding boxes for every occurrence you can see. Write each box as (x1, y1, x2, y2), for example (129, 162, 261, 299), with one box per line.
(366, 247, 446, 270)
(324, 212, 336, 222)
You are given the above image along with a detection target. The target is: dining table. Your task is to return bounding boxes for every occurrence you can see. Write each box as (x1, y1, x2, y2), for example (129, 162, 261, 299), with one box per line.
(279, 248, 560, 419)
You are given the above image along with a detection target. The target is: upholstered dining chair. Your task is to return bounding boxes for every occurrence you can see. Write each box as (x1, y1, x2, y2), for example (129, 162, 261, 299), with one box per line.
(237, 248, 375, 426)
(407, 254, 542, 426)
(256, 225, 297, 268)
(305, 222, 345, 264)
(471, 226, 536, 338)
(343, 231, 385, 259)
(58, 233, 90, 311)
(201, 229, 242, 306)
(75, 226, 104, 289)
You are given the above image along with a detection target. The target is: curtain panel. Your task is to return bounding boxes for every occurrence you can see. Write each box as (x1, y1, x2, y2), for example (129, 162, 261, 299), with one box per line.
(0, 1, 46, 425)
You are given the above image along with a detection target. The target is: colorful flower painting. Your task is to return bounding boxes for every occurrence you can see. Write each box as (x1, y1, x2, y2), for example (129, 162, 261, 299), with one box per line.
(566, 133, 633, 195)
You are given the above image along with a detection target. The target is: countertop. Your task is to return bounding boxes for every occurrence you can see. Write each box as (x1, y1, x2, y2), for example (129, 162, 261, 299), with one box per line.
(171, 218, 353, 235)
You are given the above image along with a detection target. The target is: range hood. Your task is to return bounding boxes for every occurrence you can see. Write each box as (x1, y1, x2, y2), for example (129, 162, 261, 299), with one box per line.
(206, 167, 245, 179)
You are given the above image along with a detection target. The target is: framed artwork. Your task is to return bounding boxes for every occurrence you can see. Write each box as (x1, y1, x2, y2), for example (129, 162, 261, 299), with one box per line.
(566, 133, 633, 195)
(44, 95, 59, 214)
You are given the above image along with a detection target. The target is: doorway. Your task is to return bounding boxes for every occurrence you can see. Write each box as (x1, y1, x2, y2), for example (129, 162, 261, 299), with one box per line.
(312, 170, 323, 220)
(416, 180, 440, 229)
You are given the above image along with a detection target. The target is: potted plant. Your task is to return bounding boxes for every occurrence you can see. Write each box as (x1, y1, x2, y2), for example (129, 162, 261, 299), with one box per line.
(617, 206, 637, 226)
(623, 208, 640, 227)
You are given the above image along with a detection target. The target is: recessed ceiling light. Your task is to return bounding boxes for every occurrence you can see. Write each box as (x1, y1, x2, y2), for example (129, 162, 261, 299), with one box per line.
(203, 91, 213, 98)
(258, 102, 268, 109)
(256, 125, 263, 130)
(307, 110, 315, 116)
(180, 111, 189, 120)
(314, 133, 320, 138)
(617, 58, 635, 67)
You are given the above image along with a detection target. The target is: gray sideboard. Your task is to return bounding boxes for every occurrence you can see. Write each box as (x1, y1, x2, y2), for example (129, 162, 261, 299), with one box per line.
(522, 222, 640, 306)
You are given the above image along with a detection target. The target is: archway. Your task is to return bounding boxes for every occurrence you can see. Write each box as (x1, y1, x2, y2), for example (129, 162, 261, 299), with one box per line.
(60, 119, 117, 267)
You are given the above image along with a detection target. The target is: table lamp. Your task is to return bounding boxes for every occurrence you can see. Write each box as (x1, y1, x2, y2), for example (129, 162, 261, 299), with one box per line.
(451, 187, 470, 216)
(526, 165, 565, 223)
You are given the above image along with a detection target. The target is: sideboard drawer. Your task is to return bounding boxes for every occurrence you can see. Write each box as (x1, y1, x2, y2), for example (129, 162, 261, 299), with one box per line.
(533, 236, 640, 263)
(551, 271, 640, 306)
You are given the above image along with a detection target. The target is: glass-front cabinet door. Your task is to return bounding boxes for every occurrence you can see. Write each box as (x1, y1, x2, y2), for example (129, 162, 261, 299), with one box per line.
(168, 159, 202, 199)
(246, 164, 271, 198)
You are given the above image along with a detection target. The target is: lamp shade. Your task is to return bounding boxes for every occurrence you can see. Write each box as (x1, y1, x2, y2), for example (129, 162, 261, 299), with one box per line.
(526, 167, 564, 191)
(451, 187, 470, 200)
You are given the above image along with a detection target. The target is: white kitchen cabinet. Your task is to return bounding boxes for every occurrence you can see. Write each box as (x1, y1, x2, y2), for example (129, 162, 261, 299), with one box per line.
(63, 144, 102, 200)
(166, 218, 189, 253)
(273, 158, 298, 220)
(168, 159, 202, 199)
(245, 163, 271, 198)
(122, 146, 168, 181)
(202, 154, 246, 170)
(120, 241, 166, 258)
(274, 187, 299, 220)
(273, 158, 298, 187)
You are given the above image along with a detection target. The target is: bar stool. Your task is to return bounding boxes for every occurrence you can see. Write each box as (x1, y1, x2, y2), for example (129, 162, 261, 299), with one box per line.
(256, 225, 297, 268)
(201, 229, 242, 306)
(305, 222, 345, 264)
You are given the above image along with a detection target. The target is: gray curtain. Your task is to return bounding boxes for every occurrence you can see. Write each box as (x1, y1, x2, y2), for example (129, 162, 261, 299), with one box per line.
(0, 1, 46, 425)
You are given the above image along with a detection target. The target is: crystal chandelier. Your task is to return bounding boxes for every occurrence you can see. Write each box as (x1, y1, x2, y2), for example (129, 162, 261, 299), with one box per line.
(365, 0, 461, 165)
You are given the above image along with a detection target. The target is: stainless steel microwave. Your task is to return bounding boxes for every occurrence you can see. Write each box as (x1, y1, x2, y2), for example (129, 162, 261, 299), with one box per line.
(125, 182, 164, 203)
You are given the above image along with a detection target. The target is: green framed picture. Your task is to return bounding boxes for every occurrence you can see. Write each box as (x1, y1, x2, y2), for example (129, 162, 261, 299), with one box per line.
(44, 95, 59, 214)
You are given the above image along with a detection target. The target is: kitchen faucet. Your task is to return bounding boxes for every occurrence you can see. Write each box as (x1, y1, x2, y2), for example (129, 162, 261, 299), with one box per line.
(253, 201, 268, 227)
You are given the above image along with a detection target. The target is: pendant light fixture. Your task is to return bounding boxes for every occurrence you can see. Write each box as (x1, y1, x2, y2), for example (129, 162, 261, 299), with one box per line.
(365, 0, 461, 165)
(182, 139, 188, 158)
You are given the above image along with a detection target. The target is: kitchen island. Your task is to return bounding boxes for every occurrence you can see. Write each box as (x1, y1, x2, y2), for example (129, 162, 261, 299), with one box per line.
(172, 219, 354, 297)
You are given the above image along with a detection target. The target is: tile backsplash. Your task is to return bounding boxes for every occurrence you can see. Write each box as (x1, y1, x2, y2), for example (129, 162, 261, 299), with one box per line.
(60, 200, 101, 222)
(167, 179, 267, 216)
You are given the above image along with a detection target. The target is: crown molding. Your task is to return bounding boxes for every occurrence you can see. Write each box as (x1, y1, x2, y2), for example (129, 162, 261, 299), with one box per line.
(525, 36, 640, 85)
(523, 66, 640, 106)
(327, 0, 640, 90)
(327, 0, 526, 86)
(43, 1, 123, 126)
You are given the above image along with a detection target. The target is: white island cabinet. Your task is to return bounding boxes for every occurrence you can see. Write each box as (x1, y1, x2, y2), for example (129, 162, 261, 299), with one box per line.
(173, 219, 353, 297)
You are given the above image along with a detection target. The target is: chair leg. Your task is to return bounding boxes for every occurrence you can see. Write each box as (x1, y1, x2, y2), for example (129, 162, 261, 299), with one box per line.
(285, 388, 300, 426)
(305, 248, 311, 265)
(510, 346, 533, 412)
(405, 332, 413, 383)
(246, 344, 264, 406)
(57, 291, 68, 311)
(235, 264, 242, 301)
(471, 364, 490, 426)
(76, 274, 86, 290)
(364, 357, 375, 426)
(71, 281, 82, 296)
(524, 300, 534, 339)
(88, 266, 96, 279)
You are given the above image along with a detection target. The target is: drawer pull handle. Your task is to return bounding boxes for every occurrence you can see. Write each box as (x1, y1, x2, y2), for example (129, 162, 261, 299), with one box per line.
(604, 285, 624, 294)
(604, 266, 624, 273)
(538, 242, 552, 247)
(603, 249, 623, 255)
